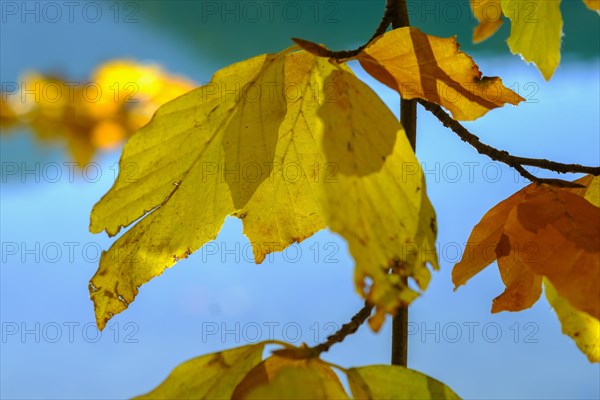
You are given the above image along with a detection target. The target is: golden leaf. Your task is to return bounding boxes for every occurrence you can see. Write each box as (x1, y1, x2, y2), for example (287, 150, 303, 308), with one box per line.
(355, 27, 523, 121)
(454, 176, 599, 319)
(90, 49, 437, 330)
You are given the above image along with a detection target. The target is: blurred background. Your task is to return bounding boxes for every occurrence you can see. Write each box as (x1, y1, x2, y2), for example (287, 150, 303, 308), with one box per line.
(1, 1, 599, 399)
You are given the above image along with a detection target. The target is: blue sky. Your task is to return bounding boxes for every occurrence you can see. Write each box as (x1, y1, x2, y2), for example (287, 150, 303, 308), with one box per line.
(1, 1, 599, 399)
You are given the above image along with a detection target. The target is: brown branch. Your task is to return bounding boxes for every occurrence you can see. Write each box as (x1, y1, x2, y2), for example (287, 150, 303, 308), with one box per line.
(308, 301, 374, 356)
(389, 0, 413, 369)
(418, 99, 600, 188)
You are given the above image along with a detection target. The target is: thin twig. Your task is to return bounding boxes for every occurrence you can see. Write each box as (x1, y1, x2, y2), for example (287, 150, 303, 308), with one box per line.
(308, 301, 374, 356)
(418, 99, 600, 187)
(295, 0, 393, 60)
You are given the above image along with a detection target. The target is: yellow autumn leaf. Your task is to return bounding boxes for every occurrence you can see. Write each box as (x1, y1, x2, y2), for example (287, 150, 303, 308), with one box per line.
(135, 339, 464, 399)
(501, 0, 562, 80)
(545, 279, 600, 363)
(583, 0, 600, 12)
(89, 48, 437, 330)
(354, 27, 523, 121)
(134, 343, 265, 399)
(347, 365, 461, 399)
(315, 67, 438, 330)
(453, 175, 600, 320)
(241, 367, 348, 400)
(232, 354, 349, 399)
(471, 0, 504, 43)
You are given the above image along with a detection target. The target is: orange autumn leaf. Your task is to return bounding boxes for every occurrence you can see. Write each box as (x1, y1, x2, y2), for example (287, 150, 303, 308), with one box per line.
(356, 27, 523, 121)
(584, 0, 600, 12)
(453, 175, 600, 319)
(492, 233, 543, 312)
(452, 183, 542, 312)
(503, 181, 600, 320)
(471, 0, 504, 43)
(294, 27, 523, 121)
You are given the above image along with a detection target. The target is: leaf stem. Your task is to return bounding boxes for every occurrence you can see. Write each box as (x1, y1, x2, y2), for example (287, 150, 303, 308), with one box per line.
(417, 99, 600, 187)
(390, 0, 413, 368)
(293, 0, 394, 60)
(308, 301, 374, 356)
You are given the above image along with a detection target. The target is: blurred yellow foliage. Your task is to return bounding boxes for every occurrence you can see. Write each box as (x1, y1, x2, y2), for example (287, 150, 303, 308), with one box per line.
(1, 60, 195, 166)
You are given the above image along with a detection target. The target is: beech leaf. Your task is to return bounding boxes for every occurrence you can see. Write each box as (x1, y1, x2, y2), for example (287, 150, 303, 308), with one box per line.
(89, 48, 437, 330)
(501, 0, 563, 80)
(545, 278, 600, 363)
(347, 365, 461, 399)
(136, 343, 462, 399)
(294, 27, 523, 121)
(355, 27, 524, 121)
(453, 175, 599, 319)
(232, 354, 348, 399)
(135, 344, 265, 399)
(471, 0, 504, 43)
(453, 176, 600, 361)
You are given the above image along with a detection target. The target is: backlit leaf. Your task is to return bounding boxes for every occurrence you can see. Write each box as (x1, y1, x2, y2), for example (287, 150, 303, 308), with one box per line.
(501, 0, 562, 80)
(137, 343, 462, 400)
(135, 343, 265, 399)
(471, 0, 504, 43)
(568, 175, 600, 207)
(347, 365, 461, 399)
(469, 0, 594, 79)
(232, 354, 348, 399)
(545, 278, 600, 363)
(451, 183, 542, 312)
(502, 183, 600, 320)
(355, 27, 523, 121)
(90, 48, 437, 330)
(453, 175, 600, 325)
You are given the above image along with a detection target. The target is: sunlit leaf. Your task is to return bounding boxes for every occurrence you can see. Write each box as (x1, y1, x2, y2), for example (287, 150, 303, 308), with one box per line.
(135, 344, 265, 399)
(501, 0, 562, 80)
(545, 278, 600, 363)
(502, 182, 600, 320)
(347, 365, 461, 399)
(136, 343, 463, 399)
(90, 48, 437, 330)
(355, 27, 523, 120)
(471, 0, 504, 43)
(453, 175, 600, 321)
(568, 175, 600, 207)
(232, 354, 348, 399)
